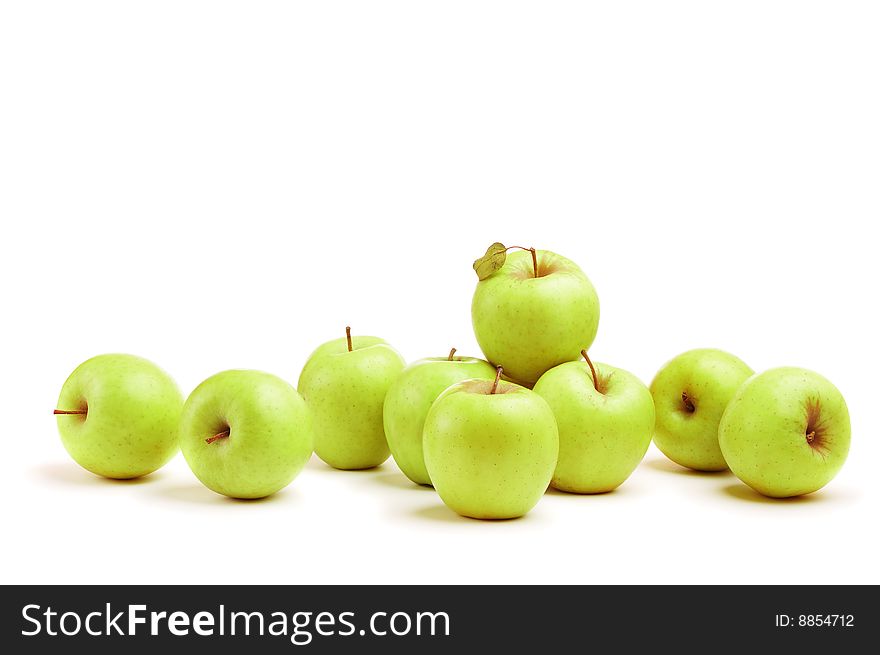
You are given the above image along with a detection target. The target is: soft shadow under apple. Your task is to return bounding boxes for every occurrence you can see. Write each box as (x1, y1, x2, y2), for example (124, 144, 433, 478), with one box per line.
(32, 462, 161, 487)
(544, 484, 629, 498)
(372, 472, 433, 491)
(644, 457, 732, 478)
(152, 482, 295, 506)
(720, 483, 844, 505)
(410, 503, 533, 524)
(304, 456, 385, 475)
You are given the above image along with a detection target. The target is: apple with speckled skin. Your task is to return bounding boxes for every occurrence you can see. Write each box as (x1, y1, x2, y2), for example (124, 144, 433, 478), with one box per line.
(719, 367, 850, 498)
(534, 355, 654, 493)
(383, 350, 496, 485)
(179, 369, 312, 499)
(471, 248, 599, 387)
(650, 349, 753, 471)
(298, 327, 406, 470)
(423, 371, 559, 519)
(54, 353, 183, 479)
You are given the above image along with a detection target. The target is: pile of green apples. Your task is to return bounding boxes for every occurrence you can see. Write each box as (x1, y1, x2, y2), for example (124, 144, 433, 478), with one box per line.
(54, 243, 851, 518)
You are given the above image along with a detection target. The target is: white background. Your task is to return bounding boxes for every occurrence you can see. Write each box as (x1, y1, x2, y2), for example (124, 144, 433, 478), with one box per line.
(1, 1, 878, 585)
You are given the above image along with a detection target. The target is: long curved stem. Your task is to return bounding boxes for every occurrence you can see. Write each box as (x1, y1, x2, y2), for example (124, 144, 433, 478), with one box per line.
(581, 350, 599, 392)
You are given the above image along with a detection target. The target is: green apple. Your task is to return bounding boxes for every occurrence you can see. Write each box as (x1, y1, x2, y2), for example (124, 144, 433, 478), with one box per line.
(179, 369, 312, 499)
(298, 327, 405, 470)
(423, 371, 559, 519)
(650, 348, 753, 471)
(719, 367, 850, 498)
(471, 248, 599, 386)
(534, 354, 654, 493)
(54, 353, 183, 479)
(383, 349, 496, 485)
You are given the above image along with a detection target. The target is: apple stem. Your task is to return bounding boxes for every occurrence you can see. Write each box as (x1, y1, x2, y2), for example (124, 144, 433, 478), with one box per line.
(507, 245, 538, 278)
(490, 366, 503, 394)
(448, 347, 457, 361)
(580, 350, 600, 393)
(206, 429, 230, 445)
(345, 326, 353, 352)
(805, 430, 816, 444)
(53, 409, 87, 415)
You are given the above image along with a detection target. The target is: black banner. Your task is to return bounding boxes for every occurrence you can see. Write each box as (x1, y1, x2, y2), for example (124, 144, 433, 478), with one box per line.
(1, 585, 874, 653)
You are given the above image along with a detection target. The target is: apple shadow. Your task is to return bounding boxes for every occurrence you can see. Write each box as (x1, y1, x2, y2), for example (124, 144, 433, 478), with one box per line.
(304, 456, 385, 475)
(643, 458, 732, 478)
(152, 482, 295, 506)
(545, 485, 625, 498)
(411, 504, 467, 523)
(410, 503, 529, 524)
(720, 483, 844, 505)
(32, 462, 162, 487)
(372, 472, 434, 492)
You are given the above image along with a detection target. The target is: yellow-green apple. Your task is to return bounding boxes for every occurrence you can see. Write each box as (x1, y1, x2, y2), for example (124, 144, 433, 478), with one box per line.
(383, 348, 496, 485)
(179, 369, 313, 499)
(423, 368, 559, 519)
(534, 352, 654, 493)
(650, 348, 753, 471)
(298, 327, 405, 470)
(471, 246, 599, 386)
(54, 353, 183, 479)
(719, 367, 850, 498)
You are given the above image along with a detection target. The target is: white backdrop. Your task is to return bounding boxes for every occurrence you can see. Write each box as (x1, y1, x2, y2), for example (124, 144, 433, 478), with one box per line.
(1, 1, 877, 585)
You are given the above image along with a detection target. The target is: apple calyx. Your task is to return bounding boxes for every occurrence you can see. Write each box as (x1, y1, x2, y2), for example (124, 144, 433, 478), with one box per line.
(490, 366, 503, 394)
(472, 242, 538, 280)
(448, 347, 457, 361)
(681, 392, 696, 413)
(53, 409, 87, 415)
(804, 398, 829, 454)
(345, 326, 353, 352)
(206, 429, 230, 445)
